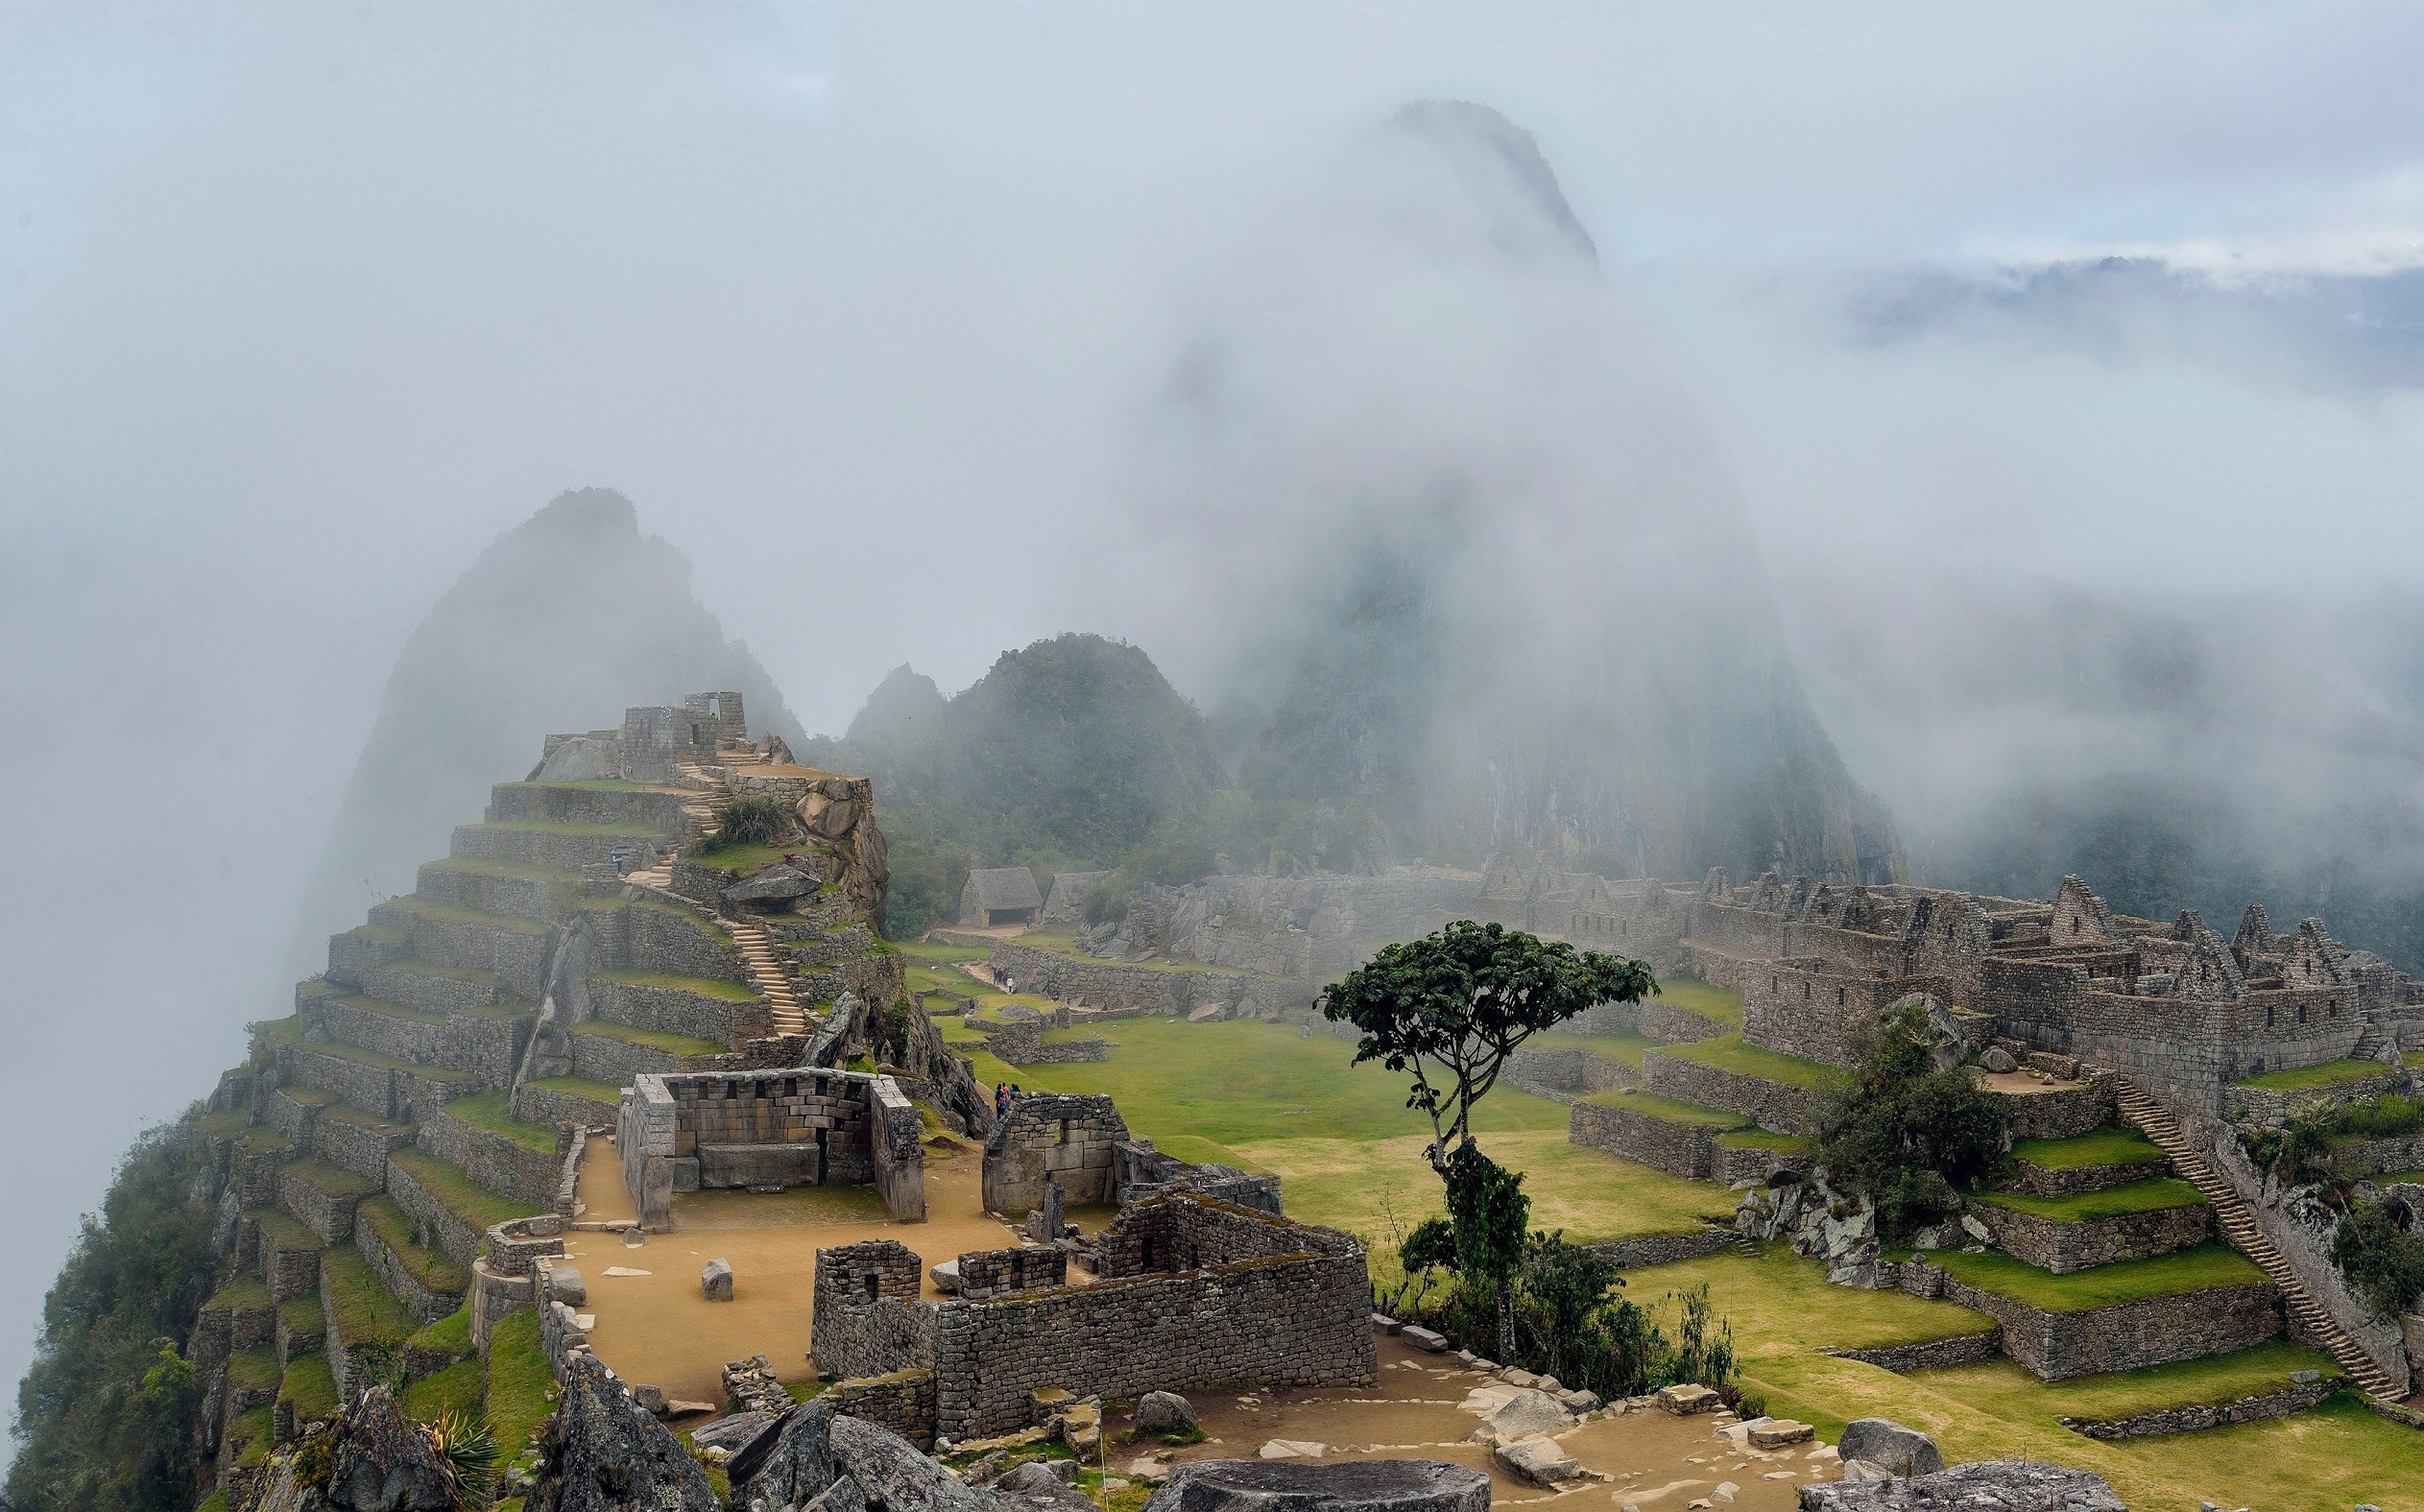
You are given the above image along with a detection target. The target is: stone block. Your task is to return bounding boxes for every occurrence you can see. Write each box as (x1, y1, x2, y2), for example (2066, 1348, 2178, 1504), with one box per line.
(1836, 1418, 1944, 1477)
(1139, 1458, 1489, 1512)
(1493, 1436, 1578, 1486)
(703, 1258, 734, 1302)
(1654, 1383, 1718, 1415)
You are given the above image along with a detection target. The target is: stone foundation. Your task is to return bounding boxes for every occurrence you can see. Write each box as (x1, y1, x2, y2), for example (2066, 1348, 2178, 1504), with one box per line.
(2058, 1378, 2341, 1439)
(1826, 1330, 2004, 1374)
(1642, 1051, 1821, 1135)
(1568, 1100, 1726, 1180)
(1974, 1197, 2212, 1274)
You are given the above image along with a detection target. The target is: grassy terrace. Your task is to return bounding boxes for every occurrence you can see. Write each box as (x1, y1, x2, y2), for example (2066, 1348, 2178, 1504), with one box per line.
(404, 1357, 486, 1422)
(1645, 978, 1746, 1029)
(2378, 1168, 2424, 1186)
(899, 940, 990, 964)
(382, 894, 549, 935)
(1528, 1027, 1651, 1068)
(204, 1279, 273, 1308)
(358, 1196, 473, 1293)
(635, 898, 733, 942)
(486, 1307, 556, 1470)
(276, 1086, 338, 1110)
(1976, 1178, 2205, 1222)
(296, 1037, 482, 1083)
(1654, 1034, 1848, 1091)
(528, 1075, 623, 1109)
(283, 1155, 377, 1201)
(502, 779, 659, 792)
(2010, 1127, 2168, 1171)
(422, 854, 585, 882)
(572, 1020, 726, 1057)
(2235, 1058, 2397, 1092)
(389, 1149, 552, 1234)
(276, 1351, 338, 1425)
(320, 1102, 413, 1138)
(1579, 1088, 1753, 1127)
(594, 967, 760, 1001)
(1718, 1128, 1816, 1154)
(228, 1404, 276, 1469)
(337, 923, 409, 947)
(333, 993, 449, 1027)
(373, 955, 507, 990)
(250, 1208, 322, 1254)
(1011, 931, 1247, 975)
(278, 1291, 325, 1338)
(408, 1306, 473, 1363)
(227, 1344, 281, 1393)
(1925, 1243, 2267, 1311)
(443, 1090, 559, 1155)
(324, 1246, 418, 1347)
(686, 840, 802, 876)
(473, 818, 662, 836)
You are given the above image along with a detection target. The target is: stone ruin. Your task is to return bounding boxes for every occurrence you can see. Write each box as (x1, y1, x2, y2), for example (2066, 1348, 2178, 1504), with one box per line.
(616, 1066, 926, 1228)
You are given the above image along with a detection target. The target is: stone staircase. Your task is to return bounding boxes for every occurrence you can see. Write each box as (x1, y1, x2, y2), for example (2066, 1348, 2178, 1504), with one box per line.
(2113, 1075, 2402, 1401)
(672, 756, 810, 1038)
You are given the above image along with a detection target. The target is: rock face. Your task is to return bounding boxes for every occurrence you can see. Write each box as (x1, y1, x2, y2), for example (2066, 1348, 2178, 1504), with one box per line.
(994, 1459, 1099, 1511)
(1134, 1391, 1200, 1436)
(526, 1353, 720, 1512)
(731, 1400, 836, 1508)
(1469, 1387, 1573, 1443)
(734, 1404, 1007, 1512)
(325, 1386, 454, 1512)
(1796, 1460, 2124, 1511)
(1736, 1174, 1882, 1286)
(1834, 1420, 1945, 1479)
(1141, 1458, 1492, 1512)
(1494, 1436, 1581, 1486)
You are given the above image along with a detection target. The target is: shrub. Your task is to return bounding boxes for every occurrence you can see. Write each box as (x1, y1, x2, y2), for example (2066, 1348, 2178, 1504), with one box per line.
(701, 796, 791, 852)
(2332, 1197, 2424, 1318)
(1082, 871, 1132, 924)
(1817, 1002, 2004, 1239)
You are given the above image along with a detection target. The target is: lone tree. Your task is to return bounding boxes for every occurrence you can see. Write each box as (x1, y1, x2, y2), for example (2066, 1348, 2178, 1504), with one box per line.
(1322, 919, 1654, 1354)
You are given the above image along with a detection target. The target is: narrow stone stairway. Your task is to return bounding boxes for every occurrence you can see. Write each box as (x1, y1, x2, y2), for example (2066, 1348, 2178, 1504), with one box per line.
(674, 757, 810, 1038)
(2114, 1075, 2402, 1401)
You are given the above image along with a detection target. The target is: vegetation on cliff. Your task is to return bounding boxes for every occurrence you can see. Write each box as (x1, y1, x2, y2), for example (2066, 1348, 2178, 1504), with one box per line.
(6, 1120, 216, 1512)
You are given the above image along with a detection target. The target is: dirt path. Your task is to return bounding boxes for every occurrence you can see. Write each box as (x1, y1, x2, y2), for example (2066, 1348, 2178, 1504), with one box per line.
(566, 1134, 1020, 1404)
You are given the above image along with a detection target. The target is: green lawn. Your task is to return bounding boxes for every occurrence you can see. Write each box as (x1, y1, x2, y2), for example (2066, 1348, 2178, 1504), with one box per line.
(227, 1404, 276, 1469)
(381, 894, 549, 936)
(402, 1357, 486, 1423)
(1644, 978, 1745, 1029)
(282, 1155, 377, 1201)
(319, 1102, 413, 1138)
(527, 1075, 624, 1109)
(1926, 1243, 2266, 1312)
(277, 1352, 339, 1425)
(357, 1196, 473, 1293)
(375, 956, 507, 990)
(1975, 1178, 2205, 1223)
(504, 779, 659, 793)
(1653, 1034, 1848, 1092)
(1578, 1088, 1752, 1127)
(572, 1020, 726, 1057)
(324, 1247, 418, 1347)
(1717, 1128, 1815, 1154)
(687, 840, 804, 876)
(251, 1208, 323, 1255)
(278, 1291, 325, 1339)
(276, 1086, 338, 1109)
(442, 1090, 560, 1156)
(486, 1308, 556, 1472)
(899, 940, 991, 964)
(2235, 1059, 2396, 1092)
(227, 1344, 282, 1393)
(594, 968, 761, 1002)
(389, 1149, 552, 1235)
(408, 1306, 474, 1364)
(2009, 1127, 2167, 1171)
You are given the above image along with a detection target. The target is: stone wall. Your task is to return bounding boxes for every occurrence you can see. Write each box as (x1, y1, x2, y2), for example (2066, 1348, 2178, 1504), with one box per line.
(1565, 997, 1731, 1045)
(1587, 1228, 1737, 1268)
(809, 1239, 930, 1381)
(981, 1093, 1128, 1213)
(415, 1103, 562, 1206)
(2058, 1378, 2340, 1439)
(305, 996, 528, 1089)
(1996, 1080, 2114, 1141)
(823, 1370, 940, 1450)
(2007, 1151, 2171, 1198)
(1741, 965, 1956, 1068)
(1568, 1100, 1722, 1181)
(627, 900, 746, 983)
(2226, 1070, 2408, 1128)
(2331, 1134, 2424, 1180)
(1717, 1140, 1813, 1185)
(511, 1080, 619, 1129)
(980, 1021, 1109, 1066)
(1642, 1051, 1821, 1135)
(1826, 1331, 2004, 1374)
(589, 974, 768, 1047)
(451, 822, 650, 873)
(985, 942, 1314, 1020)
(277, 1164, 366, 1246)
(957, 1245, 1069, 1298)
(1974, 1199, 2212, 1274)
(930, 1195, 1373, 1442)
(1505, 1047, 1637, 1102)
(1938, 1272, 2279, 1380)
(354, 1214, 466, 1325)
(384, 1156, 486, 1272)
(616, 1067, 924, 1227)
(568, 1025, 692, 1086)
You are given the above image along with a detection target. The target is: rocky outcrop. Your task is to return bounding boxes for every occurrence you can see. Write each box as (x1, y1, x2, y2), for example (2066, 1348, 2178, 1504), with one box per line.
(1736, 1173, 1881, 1285)
(525, 1352, 719, 1512)
(1141, 1459, 1490, 1512)
(1797, 1459, 2124, 1511)
(244, 1387, 454, 1512)
(732, 1404, 998, 1512)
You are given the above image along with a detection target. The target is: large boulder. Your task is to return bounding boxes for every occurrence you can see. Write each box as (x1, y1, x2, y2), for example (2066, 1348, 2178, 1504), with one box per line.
(731, 1400, 837, 1508)
(994, 1459, 1100, 1511)
(1133, 1391, 1199, 1436)
(828, 1416, 997, 1512)
(1834, 1420, 1945, 1479)
(1140, 1459, 1490, 1512)
(527, 1353, 720, 1512)
(1494, 1436, 1581, 1487)
(1797, 1460, 2123, 1511)
(326, 1386, 454, 1512)
(1470, 1388, 1573, 1443)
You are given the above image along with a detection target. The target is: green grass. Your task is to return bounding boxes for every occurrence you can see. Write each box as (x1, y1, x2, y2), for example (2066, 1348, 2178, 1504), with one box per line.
(1653, 1034, 1848, 1092)
(338, 923, 409, 947)
(594, 967, 761, 1002)
(197, 1109, 253, 1141)
(1016, 931, 1245, 974)
(422, 854, 587, 882)
(1578, 1088, 1753, 1127)
(527, 1076, 624, 1109)
(634, 898, 733, 943)
(318, 1102, 413, 1136)
(442, 1090, 560, 1156)
(1527, 1028, 1651, 1068)
(572, 1020, 726, 1057)
(402, 1357, 486, 1422)
(373, 955, 507, 989)
(1975, 1178, 2206, 1223)
(899, 940, 990, 964)
(1717, 1128, 1815, 1153)
(2377, 1168, 2424, 1186)
(281, 1155, 377, 1201)
(323, 1246, 418, 1347)
(473, 818, 663, 836)
(227, 1404, 276, 1468)
(2234, 1059, 2395, 1092)
(1038, 1026, 1102, 1045)
(685, 840, 801, 876)
(278, 1291, 326, 1339)
(380, 894, 550, 936)
(486, 1308, 556, 1467)
(389, 1149, 553, 1235)
(206, 1279, 276, 1308)
(227, 1343, 282, 1393)
(276, 1086, 338, 1109)
(277, 1352, 339, 1425)
(333, 994, 449, 1027)
(2009, 1127, 2168, 1171)
(200, 1492, 229, 1512)
(1644, 978, 1746, 1029)
(357, 1196, 474, 1293)
(1927, 1243, 2267, 1312)
(297, 1036, 476, 1079)
(252, 1015, 306, 1046)
(408, 1305, 474, 1362)
(251, 1208, 323, 1255)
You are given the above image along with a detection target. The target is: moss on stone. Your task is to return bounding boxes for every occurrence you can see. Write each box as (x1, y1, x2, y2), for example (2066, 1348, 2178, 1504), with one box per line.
(1927, 1243, 2268, 1312)
(443, 1090, 559, 1156)
(1975, 1178, 2206, 1223)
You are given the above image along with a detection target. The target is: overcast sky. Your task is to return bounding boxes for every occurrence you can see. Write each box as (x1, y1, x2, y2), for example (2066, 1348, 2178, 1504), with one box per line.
(6, 1, 2424, 1404)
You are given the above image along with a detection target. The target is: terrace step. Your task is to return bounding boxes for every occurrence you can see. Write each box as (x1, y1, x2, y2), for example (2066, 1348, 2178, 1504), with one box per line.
(669, 761, 811, 1038)
(2115, 1075, 2401, 1401)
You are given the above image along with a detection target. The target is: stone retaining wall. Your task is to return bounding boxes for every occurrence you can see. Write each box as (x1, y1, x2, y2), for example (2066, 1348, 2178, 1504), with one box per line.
(1974, 1199, 2212, 1274)
(372, 904, 549, 999)
(277, 1164, 366, 1246)
(1563, 998, 1730, 1044)
(416, 1103, 562, 1206)
(260, 1225, 322, 1303)
(1827, 1330, 2005, 1374)
(825, 1369, 940, 1450)
(450, 822, 646, 873)
(627, 902, 745, 983)
(414, 861, 569, 924)
(2331, 1134, 2424, 1180)
(1588, 1228, 1737, 1268)
(345, 962, 501, 1017)
(1935, 1271, 2279, 1380)
(1717, 1140, 1812, 1185)
(1506, 1048, 1637, 1102)
(985, 941, 1314, 1020)
(2224, 1069, 2406, 1128)
(980, 1020, 1109, 1066)
(2058, 1379, 2340, 1439)
(1568, 1100, 1723, 1180)
(589, 974, 767, 1047)
(1642, 1051, 1820, 1135)
(2007, 1153, 2172, 1198)
(512, 1080, 621, 1129)
(306, 997, 528, 1088)
(1996, 1080, 2114, 1141)
(569, 1026, 689, 1087)
(384, 1157, 486, 1272)
(354, 1215, 466, 1326)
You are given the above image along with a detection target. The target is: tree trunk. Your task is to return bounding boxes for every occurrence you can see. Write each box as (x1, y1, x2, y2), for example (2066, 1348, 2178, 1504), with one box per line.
(1497, 1282, 1515, 1361)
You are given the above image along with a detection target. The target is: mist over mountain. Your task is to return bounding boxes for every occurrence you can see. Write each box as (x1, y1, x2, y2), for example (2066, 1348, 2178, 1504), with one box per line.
(1123, 101, 1898, 883)
(1782, 573, 2424, 970)
(296, 489, 803, 959)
